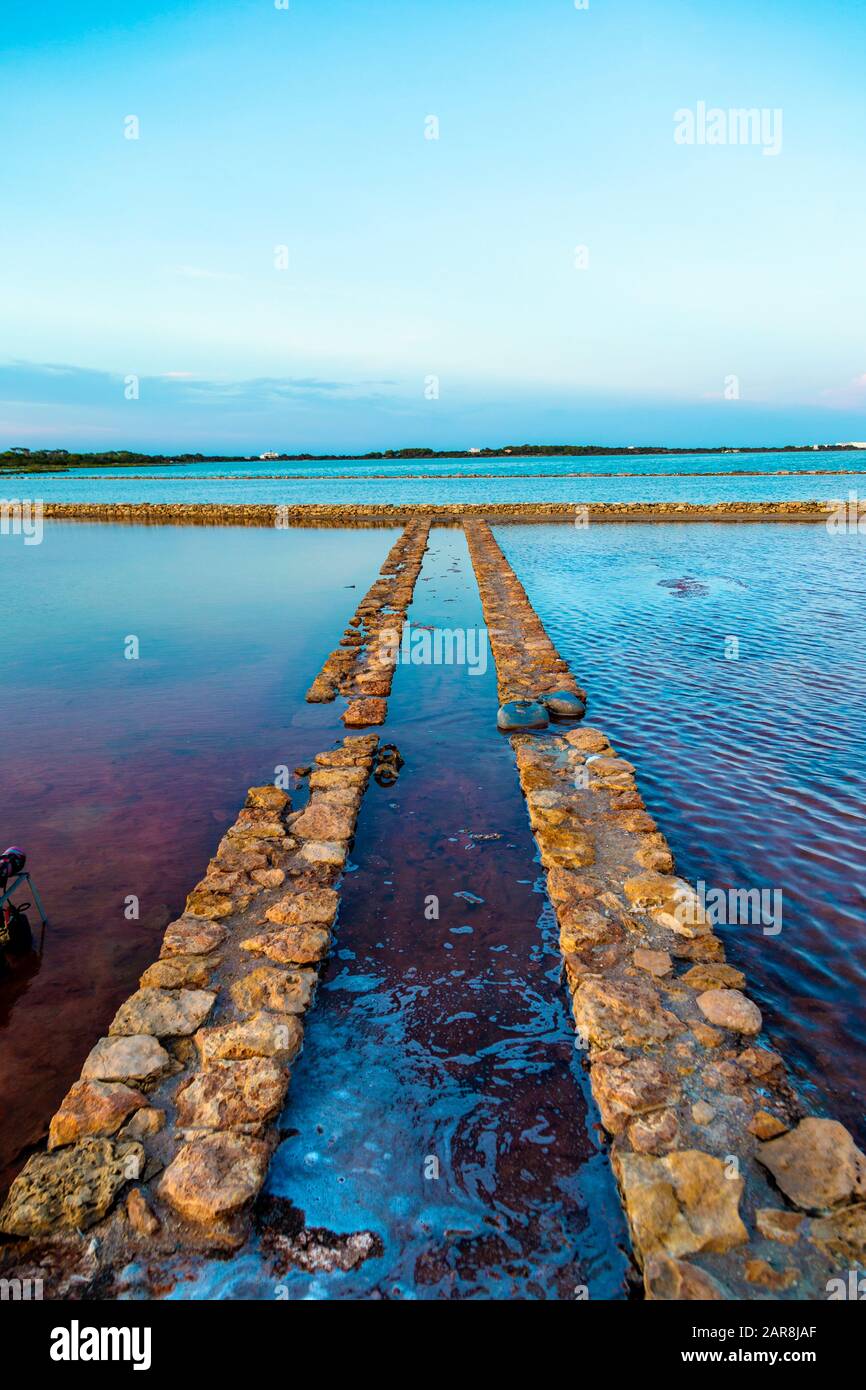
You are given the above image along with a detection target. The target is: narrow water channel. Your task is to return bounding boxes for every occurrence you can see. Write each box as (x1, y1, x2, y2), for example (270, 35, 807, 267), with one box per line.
(174, 527, 631, 1300)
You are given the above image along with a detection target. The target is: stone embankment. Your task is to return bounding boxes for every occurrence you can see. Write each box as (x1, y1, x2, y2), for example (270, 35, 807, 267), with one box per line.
(464, 519, 866, 1301)
(0, 734, 379, 1291)
(306, 520, 430, 726)
(40, 500, 836, 528)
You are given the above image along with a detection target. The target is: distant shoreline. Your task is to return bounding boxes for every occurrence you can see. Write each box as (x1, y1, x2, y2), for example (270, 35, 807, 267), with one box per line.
(2, 443, 864, 473)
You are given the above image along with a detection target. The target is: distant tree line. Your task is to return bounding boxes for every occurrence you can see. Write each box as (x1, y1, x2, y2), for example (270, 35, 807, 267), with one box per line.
(0, 442, 853, 471)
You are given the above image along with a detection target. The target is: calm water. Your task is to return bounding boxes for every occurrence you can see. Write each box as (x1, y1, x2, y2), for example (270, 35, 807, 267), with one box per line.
(497, 523, 866, 1143)
(0, 523, 397, 1190)
(3, 517, 863, 1295)
(1, 522, 631, 1299)
(5, 449, 865, 480)
(3, 450, 866, 506)
(164, 530, 630, 1301)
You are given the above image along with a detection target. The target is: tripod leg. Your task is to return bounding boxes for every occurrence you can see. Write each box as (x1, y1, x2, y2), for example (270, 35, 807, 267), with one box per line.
(25, 875, 49, 929)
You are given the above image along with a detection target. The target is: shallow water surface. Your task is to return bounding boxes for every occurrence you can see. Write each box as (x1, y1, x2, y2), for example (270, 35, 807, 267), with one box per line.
(497, 522, 866, 1142)
(6, 451, 866, 507)
(0, 523, 396, 1189)
(168, 530, 630, 1300)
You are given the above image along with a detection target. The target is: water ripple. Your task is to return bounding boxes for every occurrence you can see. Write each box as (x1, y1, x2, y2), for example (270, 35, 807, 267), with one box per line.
(498, 522, 866, 1142)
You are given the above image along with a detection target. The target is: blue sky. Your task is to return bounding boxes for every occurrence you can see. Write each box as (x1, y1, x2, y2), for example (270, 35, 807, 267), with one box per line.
(2, 0, 865, 453)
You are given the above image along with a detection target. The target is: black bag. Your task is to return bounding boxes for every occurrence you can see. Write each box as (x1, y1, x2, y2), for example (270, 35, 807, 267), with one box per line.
(1, 902, 33, 955)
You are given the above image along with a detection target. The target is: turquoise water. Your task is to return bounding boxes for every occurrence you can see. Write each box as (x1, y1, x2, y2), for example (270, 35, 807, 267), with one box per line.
(5, 449, 864, 479)
(3, 449, 866, 505)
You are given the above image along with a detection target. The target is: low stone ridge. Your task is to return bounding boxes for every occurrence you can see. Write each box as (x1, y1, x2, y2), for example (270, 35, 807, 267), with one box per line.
(305, 520, 430, 727)
(41, 501, 837, 529)
(463, 516, 866, 1301)
(0, 731, 378, 1283)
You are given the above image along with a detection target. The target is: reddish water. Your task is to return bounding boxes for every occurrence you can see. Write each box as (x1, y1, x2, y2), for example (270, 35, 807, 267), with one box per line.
(0, 522, 398, 1192)
(7, 516, 857, 1298)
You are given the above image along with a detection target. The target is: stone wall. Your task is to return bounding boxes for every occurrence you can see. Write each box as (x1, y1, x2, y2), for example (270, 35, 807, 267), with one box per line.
(306, 520, 430, 726)
(463, 519, 866, 1301)
(39, 500, 836, 528)
(0, 734, 381, 1290)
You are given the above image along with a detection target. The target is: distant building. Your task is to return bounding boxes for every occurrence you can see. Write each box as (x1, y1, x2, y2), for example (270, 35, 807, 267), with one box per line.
(468, 447, 481, 454)
(259, 451, 280, 460)
(837, 441, 866, 449)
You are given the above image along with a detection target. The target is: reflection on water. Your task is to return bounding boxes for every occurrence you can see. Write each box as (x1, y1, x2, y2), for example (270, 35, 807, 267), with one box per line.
(497, 522, 866, 1143)
(0, 523, 397, 1190)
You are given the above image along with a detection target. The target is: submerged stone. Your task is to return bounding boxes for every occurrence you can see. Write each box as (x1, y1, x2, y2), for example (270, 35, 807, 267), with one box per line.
(496, 699, 549, 732)
(539, 689, 586, 720)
